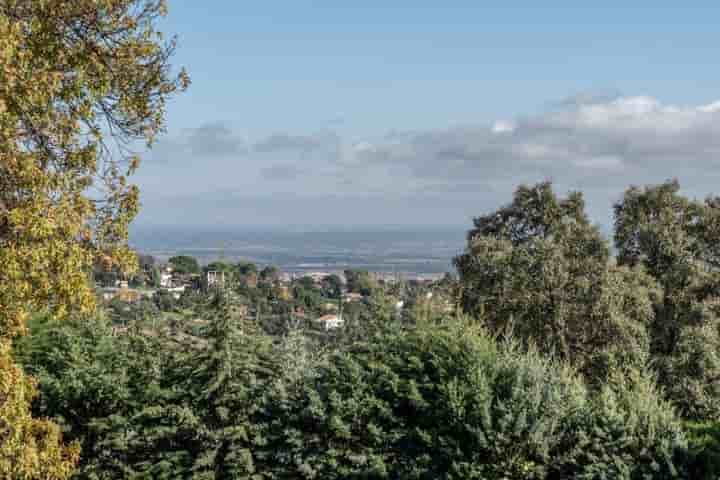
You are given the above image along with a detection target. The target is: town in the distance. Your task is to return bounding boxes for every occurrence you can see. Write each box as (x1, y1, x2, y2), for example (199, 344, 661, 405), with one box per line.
(96, 252, 457, 334)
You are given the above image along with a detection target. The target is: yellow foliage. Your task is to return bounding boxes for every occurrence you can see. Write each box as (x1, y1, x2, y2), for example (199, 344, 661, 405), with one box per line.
(0, 341, 80, 478)
(0, 1, 187, 477)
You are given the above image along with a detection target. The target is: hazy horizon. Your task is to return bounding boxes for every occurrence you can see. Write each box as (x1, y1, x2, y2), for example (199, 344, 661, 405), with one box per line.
(130, 225, 468, 275)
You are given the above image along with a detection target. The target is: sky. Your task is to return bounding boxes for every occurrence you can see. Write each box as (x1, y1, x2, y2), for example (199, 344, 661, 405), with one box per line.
(133, 1, 720, 230)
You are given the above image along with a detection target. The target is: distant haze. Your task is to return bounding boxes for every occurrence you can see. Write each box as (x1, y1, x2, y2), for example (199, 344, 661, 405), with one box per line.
(130, 225, 466, 276)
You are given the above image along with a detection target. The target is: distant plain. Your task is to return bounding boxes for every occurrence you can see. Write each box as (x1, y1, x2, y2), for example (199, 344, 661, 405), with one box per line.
(131, 226, 466, 276)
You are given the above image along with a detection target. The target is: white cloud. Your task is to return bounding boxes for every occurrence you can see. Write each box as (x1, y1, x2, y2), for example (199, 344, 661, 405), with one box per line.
(699, 101, 720, 113)
(139, 94, 720, 226)
(350, 95, 720, 184)
(492, 120, 516, 134)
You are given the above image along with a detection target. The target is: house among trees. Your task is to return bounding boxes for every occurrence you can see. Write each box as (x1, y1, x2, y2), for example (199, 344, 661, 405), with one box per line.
(159, 266, 174, 288)
(206, 270, 226, 288)
(315, 314, 344, 331)
(343, 292, 363, 303)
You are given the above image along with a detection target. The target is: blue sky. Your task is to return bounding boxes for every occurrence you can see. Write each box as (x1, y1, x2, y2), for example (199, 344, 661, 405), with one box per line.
(134, 2, 720, 228)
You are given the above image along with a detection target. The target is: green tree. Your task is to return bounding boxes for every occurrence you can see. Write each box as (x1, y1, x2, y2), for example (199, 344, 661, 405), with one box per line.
(344, 269, 377, 296)
(293, 277, 323, 313)
(169, 255, 201, 275)
(614, 180, 720, 420)
(15, 314, 174, 478)
(321, 274, 343, 299)
(259, 265, 280, 285)
(236, 261, 258, 276)
(455, 182, 659, 382)
(0, 1, 187, 477)
(181, 291, 272, 478)
(257, 321, 687, 479)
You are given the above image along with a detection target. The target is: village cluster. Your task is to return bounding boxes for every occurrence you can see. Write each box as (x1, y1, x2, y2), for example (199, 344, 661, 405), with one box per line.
(96, 253, 456, 331)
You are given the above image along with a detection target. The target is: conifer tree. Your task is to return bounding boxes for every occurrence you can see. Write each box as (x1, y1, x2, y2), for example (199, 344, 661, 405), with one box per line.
(181, 289, 272, 478)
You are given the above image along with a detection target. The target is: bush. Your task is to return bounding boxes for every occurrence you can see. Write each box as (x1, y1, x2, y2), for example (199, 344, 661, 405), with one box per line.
(685, 422, 720, 479)
(661, 325, 720, 421)
(257, 322, 687, 479)
(17, 312, 689, 479)
(559, 370, 687, 479)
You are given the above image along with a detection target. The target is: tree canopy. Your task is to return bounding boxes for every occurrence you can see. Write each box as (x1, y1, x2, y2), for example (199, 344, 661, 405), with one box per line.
(0, 1, 187, 477)
(344, 269, 377, 296)
(16, 311, 690, 479)
(169, 255, 201, 275)
(614, 180, 720, 419)
(457, 180, 720, 421)
(455, 182, 658, 381)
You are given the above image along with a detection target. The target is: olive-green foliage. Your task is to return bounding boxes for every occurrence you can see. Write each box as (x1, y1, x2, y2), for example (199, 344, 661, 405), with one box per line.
(659, 324, 720, 422)
(292, 276, 324, 312)
(344, 269, 378, 296)
(455, 182, 659, 382)
(684, 422, 720, 479)
(17, 293, 272, 479)
(563, 370, 686, 480)
(169, 255, 201, 275)
(259, 265, 281, 285)
(321, 274, 344, 299)
(18, 311, 692, 479)
(333, 287, 401, 347)
(614, 180, 720, 420)
(154, 289, 178, 312)
(258, 322, 687, 479)
(16, 314, 169, 478)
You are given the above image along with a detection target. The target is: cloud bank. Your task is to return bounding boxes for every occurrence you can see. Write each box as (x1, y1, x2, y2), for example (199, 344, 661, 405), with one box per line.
(138, 94, 720, 227)
(350, 95, 720, 189)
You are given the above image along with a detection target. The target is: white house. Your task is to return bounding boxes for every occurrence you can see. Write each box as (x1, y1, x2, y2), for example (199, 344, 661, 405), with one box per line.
(343, 292, 363, 303)
(315, 314, 344, 331)
(159, 272, 173, 288)
(164, 285, 187, 299)
(206, 270, 226, 287)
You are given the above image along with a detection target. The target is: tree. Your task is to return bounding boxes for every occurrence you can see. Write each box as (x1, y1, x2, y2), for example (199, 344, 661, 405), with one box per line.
(615, 180, 720, 419)
(292, 277, 323, 313)
(14, 315, 169, 478)
(0, 341, 80, 478)
(169, 255, 200, 275)
(236, 261, 258, 276)
(455, 182, 659, 381)
(344, 269, 377, 296)
(259, 265, 280, 286)
(257, 321, 687, 479)
(321, 274, 343, 299)
(154, 288, 177, 312)
(180, 291, 272, 477)
(236, 261, 259, 289)
(0, 1, 187, 477)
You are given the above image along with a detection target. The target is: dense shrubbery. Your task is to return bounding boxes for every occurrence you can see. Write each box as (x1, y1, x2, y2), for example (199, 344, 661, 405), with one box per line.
(17, 301, 693, 479)
(685, 422, 720, 479)
(260, 324, 688, 479)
